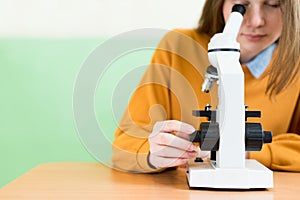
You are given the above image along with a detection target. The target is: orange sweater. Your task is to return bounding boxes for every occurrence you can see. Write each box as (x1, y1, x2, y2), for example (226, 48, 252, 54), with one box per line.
(112, 29, 300, 172)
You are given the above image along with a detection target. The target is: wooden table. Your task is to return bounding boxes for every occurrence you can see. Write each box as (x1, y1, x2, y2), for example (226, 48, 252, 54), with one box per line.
(0, 162, 299, 200)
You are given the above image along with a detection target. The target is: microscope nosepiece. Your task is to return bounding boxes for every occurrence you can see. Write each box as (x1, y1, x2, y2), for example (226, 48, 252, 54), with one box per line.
(201, 65, 218, 93)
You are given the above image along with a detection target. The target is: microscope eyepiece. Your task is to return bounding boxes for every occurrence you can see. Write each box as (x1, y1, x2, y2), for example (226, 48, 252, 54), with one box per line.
(232, 4, 246, 15)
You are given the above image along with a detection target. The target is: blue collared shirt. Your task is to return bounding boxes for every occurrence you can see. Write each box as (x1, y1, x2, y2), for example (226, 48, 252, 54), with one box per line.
(243, 43, 277, 78)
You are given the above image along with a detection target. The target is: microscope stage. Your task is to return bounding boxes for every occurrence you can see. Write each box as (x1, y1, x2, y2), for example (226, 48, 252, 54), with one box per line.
(186, 159, 273, 189)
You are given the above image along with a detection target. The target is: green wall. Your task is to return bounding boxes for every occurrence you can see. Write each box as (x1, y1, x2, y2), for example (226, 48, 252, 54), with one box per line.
(0, 37, 155, 187)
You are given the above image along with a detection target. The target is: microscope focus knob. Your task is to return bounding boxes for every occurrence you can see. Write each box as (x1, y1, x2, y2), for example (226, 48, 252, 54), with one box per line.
(245, 123, 272, 151)
(190, 122, 219, 151)
(263, 131, 272, 143)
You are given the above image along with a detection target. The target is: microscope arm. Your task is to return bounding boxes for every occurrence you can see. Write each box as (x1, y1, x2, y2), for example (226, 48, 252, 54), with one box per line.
(214, 52, 245, 168)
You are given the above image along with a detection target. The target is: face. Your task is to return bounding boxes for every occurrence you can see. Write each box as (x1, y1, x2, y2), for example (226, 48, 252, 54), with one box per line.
(223, 0, 282, 63)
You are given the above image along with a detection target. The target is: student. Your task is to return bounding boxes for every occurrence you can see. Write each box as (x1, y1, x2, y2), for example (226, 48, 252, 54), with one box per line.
(112, 0, 300, 172)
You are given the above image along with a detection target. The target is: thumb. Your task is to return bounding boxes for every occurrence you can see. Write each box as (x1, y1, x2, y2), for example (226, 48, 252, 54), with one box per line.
(155, 120, 195, 134)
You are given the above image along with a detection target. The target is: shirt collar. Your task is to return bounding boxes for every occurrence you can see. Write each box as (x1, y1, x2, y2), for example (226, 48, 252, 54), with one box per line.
(243, 43, 277, 78)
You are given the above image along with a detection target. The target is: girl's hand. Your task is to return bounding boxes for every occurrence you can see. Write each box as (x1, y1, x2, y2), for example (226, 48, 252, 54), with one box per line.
(148, 120, 200, 169)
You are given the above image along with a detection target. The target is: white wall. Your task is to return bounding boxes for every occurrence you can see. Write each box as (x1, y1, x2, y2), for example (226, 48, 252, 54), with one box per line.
(0, 0, 205, 37)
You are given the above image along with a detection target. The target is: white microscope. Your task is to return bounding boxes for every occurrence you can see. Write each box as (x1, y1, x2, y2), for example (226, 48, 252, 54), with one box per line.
(186, 4, 273, 189)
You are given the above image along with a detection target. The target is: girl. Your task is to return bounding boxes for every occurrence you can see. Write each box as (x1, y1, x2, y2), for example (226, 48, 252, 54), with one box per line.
(112, 0, 300, 172)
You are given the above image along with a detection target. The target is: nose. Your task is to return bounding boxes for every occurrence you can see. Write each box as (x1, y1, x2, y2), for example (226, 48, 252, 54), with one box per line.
(244, 6, 265, 27)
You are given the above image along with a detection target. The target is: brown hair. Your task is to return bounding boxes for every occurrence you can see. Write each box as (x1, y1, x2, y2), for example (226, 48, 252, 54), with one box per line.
(196, 0, 300, 97)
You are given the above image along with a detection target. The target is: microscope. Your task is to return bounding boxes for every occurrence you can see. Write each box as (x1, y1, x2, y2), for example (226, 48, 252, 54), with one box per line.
(186, 5, 273, 189)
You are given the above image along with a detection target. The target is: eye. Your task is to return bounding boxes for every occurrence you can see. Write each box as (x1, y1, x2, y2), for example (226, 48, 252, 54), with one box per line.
(267, 4, 280, 8)
(265, 1, 280, 8)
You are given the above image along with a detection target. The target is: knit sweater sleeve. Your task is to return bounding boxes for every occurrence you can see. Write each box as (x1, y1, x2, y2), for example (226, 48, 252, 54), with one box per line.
(111, 29, 210, 172)
(111, 32, 176, 173)
(250, 94, 300, 171)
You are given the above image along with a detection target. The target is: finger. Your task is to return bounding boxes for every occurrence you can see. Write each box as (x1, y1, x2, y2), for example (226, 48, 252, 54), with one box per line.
(152, 132, 198, 152)
(149, 155, 189, 168)
(198, 150, 210, 158)
(174, 131, 193, 140)
(151, 146, 198, 158)
(152, 120, 195, 135)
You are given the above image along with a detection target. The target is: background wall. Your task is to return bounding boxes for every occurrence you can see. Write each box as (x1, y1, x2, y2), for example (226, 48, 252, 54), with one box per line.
(0, 0, 205, 187)
(0, 0, 204, 37)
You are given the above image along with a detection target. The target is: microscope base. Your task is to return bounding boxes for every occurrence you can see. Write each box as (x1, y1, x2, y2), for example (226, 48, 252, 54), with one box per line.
(186, 159, 273, 189)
